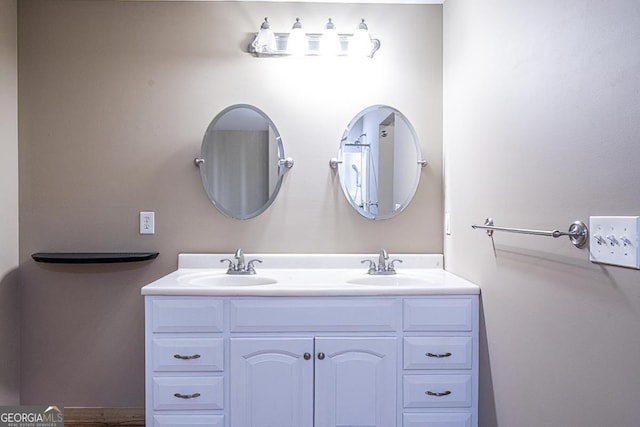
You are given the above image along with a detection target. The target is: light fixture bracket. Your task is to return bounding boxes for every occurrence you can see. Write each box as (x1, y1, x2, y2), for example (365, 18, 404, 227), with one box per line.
(248, 32, 381, 58)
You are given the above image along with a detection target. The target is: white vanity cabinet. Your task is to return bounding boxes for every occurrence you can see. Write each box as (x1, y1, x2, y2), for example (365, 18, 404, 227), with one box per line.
(145, 295, 479, 427)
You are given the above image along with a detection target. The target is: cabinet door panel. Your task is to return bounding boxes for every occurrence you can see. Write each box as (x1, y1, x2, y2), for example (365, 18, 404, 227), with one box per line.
(315, 337, 397, 427)
(152, 337, 224, 372)
(403, 375, 472, 408)
(152, 414, 224, 427)
(403, 413, 472, 427)
(152, 376, 223, 410)
(230, 338, 314, 427)
(150, 297, 223, 333)
(403, 337, 472, 370)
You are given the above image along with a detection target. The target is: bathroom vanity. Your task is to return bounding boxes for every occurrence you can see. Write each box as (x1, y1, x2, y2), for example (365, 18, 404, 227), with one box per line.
(142, 254, 480, 427)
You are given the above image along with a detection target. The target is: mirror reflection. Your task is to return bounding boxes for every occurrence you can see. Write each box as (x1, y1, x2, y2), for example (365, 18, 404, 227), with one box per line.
(198, 104, 287, 220)
(336, 105, 423, 220)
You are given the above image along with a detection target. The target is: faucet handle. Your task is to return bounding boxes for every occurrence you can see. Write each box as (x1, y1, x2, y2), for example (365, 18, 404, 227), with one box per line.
(388, 259, 403, 272)
(361, 259, 377, 274)
(220, 258, 235, 271)
(246, 259, 262, 274)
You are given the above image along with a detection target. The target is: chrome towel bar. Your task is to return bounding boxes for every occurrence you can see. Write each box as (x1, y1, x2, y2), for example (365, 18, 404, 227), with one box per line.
(472, 218, 589, 249)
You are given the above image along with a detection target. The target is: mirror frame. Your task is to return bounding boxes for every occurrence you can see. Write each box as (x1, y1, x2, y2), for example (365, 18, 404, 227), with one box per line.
(336, 105, 423, 220)
(199, 104, 286, 220)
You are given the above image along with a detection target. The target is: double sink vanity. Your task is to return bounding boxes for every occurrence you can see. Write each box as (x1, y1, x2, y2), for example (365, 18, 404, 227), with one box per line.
(142, 251, 480, 427)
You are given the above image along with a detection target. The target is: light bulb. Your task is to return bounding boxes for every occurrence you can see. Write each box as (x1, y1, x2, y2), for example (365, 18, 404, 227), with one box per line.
(286, 18, 307, 56)
(320, 18, 341, 56)
(350, 19, 373, 57)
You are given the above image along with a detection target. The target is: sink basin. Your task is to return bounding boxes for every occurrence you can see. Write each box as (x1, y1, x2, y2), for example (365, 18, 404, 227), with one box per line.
(346, 275, 435, 287)
(179, 273, 277, 287)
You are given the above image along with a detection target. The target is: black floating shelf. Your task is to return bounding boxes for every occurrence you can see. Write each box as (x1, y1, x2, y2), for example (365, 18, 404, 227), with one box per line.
(32, 252, 159, 264)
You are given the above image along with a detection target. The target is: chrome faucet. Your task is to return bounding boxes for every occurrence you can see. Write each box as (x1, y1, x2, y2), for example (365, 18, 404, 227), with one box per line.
(235, 248, 245, 272)
(220, 248, 262, 275)
(378, 248, 389, 271)
(362, 249, 403, 275)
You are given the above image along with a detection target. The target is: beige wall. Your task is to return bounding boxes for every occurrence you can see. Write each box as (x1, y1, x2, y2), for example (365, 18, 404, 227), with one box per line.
(444, 1, 640, 426)
(18, 1, 442, 405)
(0, 0, 19, 406)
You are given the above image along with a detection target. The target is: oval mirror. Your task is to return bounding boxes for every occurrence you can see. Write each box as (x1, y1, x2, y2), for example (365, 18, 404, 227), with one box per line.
(334, 105, 423, 220)
(197, 104, 290, 220)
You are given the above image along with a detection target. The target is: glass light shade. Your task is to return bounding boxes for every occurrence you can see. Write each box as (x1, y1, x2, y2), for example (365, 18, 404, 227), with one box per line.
(320, 18, 341, 56)
(286, 19, 307, 56)
(350, 20, 373, 57)
(251, 18, 277, 54)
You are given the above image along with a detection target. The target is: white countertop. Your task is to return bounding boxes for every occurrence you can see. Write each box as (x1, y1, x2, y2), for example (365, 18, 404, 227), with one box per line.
(141, 253, 480, 297)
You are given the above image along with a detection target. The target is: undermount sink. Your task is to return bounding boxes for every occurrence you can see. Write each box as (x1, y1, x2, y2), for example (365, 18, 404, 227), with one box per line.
(346, 274, 436, 287)
(179, 273, 277, 287)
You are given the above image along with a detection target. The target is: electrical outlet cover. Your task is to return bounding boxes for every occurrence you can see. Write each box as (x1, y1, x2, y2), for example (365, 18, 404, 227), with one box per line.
(589, 216, 640, 269)
(140, 211, 155, 235)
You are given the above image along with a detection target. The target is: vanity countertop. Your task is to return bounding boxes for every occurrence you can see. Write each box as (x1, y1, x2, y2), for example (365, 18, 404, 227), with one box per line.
(142, 254, 480, 297)
(141, 253, 480, 297)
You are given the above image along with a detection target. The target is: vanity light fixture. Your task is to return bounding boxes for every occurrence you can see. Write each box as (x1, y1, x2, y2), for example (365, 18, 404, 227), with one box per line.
(319, 18, 341, 56)
(286, 18, 307, 56)
(350, 19, 374, 57)
(248, 17, 381, 58)
(250, 17, 277, 54)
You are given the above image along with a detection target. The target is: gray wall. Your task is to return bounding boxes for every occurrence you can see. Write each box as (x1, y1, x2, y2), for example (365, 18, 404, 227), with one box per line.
(18, 1, 442, 405)
(0, 0, 19, 406)
(443, 1, 640, 426)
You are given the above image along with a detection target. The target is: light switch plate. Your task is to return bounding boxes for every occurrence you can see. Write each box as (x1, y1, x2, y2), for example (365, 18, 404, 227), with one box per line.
(589, 216, 640, 269)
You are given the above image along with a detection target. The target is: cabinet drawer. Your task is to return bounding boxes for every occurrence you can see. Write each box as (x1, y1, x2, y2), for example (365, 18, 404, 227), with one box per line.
(152, 414, 224, 427)
(404, 337, 472, 370)
(403, 413, 472, 427)
(152, 338, 224, 372)
(229, 298, 399, 332)
(150, 298, 223, 333)
(403, 298, 473, 332)
(152, 376, 224, 410)
(403, 375, 472, 408)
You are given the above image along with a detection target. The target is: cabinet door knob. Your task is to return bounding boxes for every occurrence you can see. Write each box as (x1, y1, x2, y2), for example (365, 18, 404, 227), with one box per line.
(317, 352, 325, 360)
(425, 352, 452, 358)
(303, 352, 311, 360)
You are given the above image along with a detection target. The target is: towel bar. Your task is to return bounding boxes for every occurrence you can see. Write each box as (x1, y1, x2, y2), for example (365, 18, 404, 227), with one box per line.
(471, 218, 589, 249)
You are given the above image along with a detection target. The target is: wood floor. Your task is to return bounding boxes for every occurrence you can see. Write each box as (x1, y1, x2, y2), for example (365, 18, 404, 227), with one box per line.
(63, 407, 144, 426)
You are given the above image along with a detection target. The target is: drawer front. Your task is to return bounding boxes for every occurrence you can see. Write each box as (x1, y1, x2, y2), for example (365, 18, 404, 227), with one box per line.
(404, 337, 472, 370)
(403, 375, 472, 408)
(150, 298, 223, 333)
(153, 414, 224, 427)
(229, 298, 399, 332)
(152, 338, 224, 372)
(403, 413, 472, 427)
(404, 298, 473, 332)
(152, 376, 224, 410)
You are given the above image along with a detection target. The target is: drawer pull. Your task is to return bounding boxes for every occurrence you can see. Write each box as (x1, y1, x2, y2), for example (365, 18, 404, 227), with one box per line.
(425, 352, 452, 358)
(173, 354, 201, 360)
(425, 390, 452, 397)
(174, 392, 201, 399)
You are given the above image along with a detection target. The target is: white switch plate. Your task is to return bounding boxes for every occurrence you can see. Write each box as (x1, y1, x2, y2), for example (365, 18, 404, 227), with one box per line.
(140, 211, 155, 235)
(589, 216, 640, 269)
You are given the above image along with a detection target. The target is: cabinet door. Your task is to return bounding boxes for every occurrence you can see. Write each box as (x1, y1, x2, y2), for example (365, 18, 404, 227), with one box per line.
(230, 338, 314, 427)
(315, 337, 397, 427)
